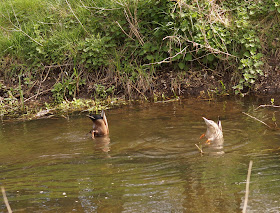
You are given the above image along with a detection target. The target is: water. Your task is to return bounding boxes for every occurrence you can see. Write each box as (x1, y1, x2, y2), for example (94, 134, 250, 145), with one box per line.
(0, 98, 280, 212)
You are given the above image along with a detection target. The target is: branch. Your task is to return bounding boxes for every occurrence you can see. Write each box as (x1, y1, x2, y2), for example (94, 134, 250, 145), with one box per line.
(195, 144, 204, 154)
(143, 46, 188, 66)
(65, 0, 89, 35)
(1, 187, 12, 213)
(182, 37, 237, 58)
(243, 160, 253, 213)
(115, 21, 135, 41)
(255, 104, 280, 111)
(123, 5, 144, 45)
(143, 34, 236, 66)
(242, 112, 274, 129)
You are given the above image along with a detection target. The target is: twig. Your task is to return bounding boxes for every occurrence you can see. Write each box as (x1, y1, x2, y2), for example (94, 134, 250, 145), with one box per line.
(129, 82, 147, 100)
(1, 186, 12, 213)
(24, 88, 52, 103)
(123, 5, 144, 45)
(115, 21, 135, 41)
(154, 97, 180, 103)
(195, 144, 204, 153)
(143, 46, 188, 66)
(182, 37, 237, 58)
(65, 0, 89, 35)
(143, 34, 236, 66)
(242, 112, 273, 129)
(243, 160, 253, 213)
(42, 67, 51, 83)
(44, 64, 73, 68)
(255, 104, 280, 111)
(143, 45, 205, 66)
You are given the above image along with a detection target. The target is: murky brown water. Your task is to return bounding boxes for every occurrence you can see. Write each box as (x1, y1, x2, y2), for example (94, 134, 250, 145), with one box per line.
(1, 98, 280, 212)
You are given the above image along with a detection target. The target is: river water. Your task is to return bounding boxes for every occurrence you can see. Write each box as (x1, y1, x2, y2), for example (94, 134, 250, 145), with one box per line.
(0, 98, 280, 212)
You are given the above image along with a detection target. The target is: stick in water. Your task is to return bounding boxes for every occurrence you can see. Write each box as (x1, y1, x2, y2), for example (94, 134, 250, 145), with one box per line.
(243, 160, 253, 213)
(195, 144, 204, 153)
(242, 112, 273, 129)
(1, 186, 12, 213)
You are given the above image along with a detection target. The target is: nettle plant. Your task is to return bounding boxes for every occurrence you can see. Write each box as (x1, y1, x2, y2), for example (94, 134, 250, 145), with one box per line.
(232, 4, 265, 93)
(79, 35, 115, 70)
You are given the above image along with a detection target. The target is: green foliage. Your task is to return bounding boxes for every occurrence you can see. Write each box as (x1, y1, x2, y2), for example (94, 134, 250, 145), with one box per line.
(79, 35, 115, 69)
(271, 98, 275, 105)
(51, 68, 85, 103)
(94, 84, 115, 99)
(0, 0, 279, 97)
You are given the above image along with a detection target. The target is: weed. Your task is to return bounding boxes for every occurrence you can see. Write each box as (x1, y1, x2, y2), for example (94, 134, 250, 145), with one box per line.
(51, 68, 85, 103)
(94, 84, 115, 99)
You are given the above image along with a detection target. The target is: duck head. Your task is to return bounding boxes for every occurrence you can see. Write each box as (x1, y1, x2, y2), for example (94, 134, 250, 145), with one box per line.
(88, 110, 109, 139)
(201, 117, 223, 143)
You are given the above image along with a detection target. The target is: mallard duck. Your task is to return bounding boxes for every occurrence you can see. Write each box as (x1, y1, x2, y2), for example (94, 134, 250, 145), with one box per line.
(200, 117, 223, 143)
(87, 110, 109, 139)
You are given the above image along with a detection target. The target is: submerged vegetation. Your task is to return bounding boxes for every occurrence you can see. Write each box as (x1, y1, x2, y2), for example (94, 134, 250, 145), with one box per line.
(0, 0, 280, 118)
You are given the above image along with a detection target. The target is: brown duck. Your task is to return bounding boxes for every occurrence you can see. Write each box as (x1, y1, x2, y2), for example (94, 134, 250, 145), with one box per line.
(87, 110, 109, 139)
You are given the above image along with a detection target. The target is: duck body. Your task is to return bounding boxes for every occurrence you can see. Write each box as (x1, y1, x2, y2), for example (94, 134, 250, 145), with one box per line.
(201, 117, 223, 144)
(88, 110, 109, 139)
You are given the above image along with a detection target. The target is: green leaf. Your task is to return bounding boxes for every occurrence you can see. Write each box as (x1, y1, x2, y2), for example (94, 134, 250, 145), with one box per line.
(146, 55, 154, 60)
(184, 53, 192, 61)
(233, 84, 243, 90)
(244, 51, 250, 57)
(178, 62, 185, 69)
(207, 54, 215, 62)
(254, 61, 264, 67)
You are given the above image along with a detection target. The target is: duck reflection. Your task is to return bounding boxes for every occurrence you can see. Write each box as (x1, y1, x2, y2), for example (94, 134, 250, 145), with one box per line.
(94, 135, 111, 154)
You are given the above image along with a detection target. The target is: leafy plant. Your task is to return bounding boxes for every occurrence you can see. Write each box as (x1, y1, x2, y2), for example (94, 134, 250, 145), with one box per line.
(51, 68, 85, 103)
(79, 35, 115, 70)
(94, 84, 115, 99)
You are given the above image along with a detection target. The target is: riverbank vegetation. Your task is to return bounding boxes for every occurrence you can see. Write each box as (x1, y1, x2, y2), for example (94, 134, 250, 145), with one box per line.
(0, 0, 280, 119)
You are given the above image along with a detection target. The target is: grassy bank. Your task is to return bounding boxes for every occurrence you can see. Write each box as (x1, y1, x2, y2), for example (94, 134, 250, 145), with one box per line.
(0, 0, 280, 118)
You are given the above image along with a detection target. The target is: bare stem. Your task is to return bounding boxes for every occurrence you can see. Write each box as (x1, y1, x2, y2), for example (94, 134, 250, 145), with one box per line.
(195, 144, 204, 153)
(255, 104, 280, 111)
(242, 112, 273, 129)
(243, 160, 253, 213)
(65, 0, 89, 35)
(1, 187, 12, 213)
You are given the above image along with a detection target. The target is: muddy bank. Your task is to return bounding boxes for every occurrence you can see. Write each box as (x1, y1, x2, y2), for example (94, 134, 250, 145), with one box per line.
(0, 61, 279, 121)
(255, 59, 280, 95)
(1, 69, 225, 104)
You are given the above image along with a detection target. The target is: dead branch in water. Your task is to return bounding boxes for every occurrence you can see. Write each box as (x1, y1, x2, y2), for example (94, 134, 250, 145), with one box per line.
(195, 144, 204, 154)
(243, 160, 253, 213)
(242, 112, 274, 129)
(255, 104, 280, 111)
(1, 186, 12, 213)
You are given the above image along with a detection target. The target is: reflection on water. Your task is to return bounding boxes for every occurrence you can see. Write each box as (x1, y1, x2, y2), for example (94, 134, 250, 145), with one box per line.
(0, 98, 280, 212)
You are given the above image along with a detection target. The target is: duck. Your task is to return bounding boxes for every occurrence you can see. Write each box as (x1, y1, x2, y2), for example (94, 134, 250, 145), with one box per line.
(200, 117, 223, 144)
(87, 110, 109, 139)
